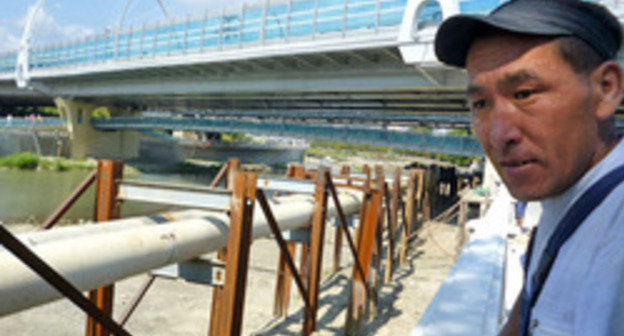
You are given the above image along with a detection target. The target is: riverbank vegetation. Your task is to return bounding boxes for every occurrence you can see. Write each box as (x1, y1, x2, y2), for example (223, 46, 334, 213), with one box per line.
(0, 152, 96, 171)
(306, 141, 478, 167)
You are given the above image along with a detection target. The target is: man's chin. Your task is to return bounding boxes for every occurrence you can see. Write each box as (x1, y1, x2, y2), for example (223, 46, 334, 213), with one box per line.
(505, 182, 546, 201)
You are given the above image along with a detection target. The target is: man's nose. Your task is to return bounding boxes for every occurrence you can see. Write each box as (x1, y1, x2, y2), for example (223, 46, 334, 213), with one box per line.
(489, 100, 522, 152)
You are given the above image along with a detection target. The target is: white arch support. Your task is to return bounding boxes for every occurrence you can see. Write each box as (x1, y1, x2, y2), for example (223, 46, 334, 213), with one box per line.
(16, 0, 46, 89)
(398, 0, 460, 65)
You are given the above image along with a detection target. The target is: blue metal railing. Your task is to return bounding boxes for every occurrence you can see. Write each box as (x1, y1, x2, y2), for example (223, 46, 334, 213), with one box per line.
(92, 116, 483, 156)
(0, 117, 65, 128)
(0, 0, 520, 75)
(145, 110, 473, 124)
(0, 52, 17, 74)
(0, 0, 407, 74)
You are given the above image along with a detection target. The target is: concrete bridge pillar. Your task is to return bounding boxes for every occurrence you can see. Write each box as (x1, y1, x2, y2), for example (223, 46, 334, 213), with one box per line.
(54, 98, 140, 159)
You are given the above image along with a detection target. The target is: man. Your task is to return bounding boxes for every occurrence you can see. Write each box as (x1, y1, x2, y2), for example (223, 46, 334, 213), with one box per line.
(434, 0, 624, 335)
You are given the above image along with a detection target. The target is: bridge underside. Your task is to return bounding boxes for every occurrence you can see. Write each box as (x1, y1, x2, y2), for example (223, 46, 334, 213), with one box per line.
(2, 47, 469, 114)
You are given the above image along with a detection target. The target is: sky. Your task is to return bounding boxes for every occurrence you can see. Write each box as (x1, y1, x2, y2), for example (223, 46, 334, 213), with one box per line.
(0, 0, 253, 52)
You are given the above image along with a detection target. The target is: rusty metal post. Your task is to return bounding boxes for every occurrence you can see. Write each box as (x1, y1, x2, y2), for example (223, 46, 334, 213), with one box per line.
(209, 161, 230, 188)
(430, 166, 441, 218)
(384, 167, 400, 283)
(415, 168, 425, 223)
(369, 165, 384, 317)
(332, 217, 343, 274)
(299, 239, 311, 290)
(356, 165, 371, 231)
(422, 167, 434, 222)
(332, 166, 350, 273)
(339, 165, 350, 176)
(86, 160, 123, 336)
(273, 237, 298, 318)
(345, 187, 382, 335)
(226, 158, 240, 189)
(296, 165, 312, 292)
(219, 171, 257, 336)
(400, 169, 419, 266)
(302, 168, 330, 336)
(209, 158, 240, 335)
(272, 163, 306, 318)
(209, 249, 227, 336)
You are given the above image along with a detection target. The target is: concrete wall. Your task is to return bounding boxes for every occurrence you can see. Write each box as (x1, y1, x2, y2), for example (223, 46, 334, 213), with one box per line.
(0, 129, 69, 157)
(55, 98, 140, 160)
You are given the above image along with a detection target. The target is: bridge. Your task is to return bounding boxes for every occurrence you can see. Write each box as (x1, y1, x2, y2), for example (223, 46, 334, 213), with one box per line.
(0, 0, 622, 158)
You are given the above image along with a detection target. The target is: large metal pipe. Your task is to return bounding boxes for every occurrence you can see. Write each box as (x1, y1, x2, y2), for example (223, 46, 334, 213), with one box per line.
(0, 189, 361, 316)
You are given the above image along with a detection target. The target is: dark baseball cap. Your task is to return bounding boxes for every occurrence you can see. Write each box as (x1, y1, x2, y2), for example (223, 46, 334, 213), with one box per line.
(435, 0, 622, 67)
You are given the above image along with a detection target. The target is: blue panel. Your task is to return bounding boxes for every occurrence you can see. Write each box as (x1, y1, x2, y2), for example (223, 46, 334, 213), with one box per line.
(417, 0, 443, 29)
(242, 7, 263, 43)
(91, 117, 483, 156)
(4, 0, 413, 71)
(0, 52, 16, 73)
(265, 3, 289, 40)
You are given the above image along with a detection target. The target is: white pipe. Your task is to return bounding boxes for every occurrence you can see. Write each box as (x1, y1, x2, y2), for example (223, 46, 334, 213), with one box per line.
(20, 209, 212, 246)
(0, 190, 361, 316)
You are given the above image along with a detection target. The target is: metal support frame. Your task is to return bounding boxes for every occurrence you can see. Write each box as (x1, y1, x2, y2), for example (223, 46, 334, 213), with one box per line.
(384, 167, 400, 283)
(301, 168, 329, 336)
(209, 158, 240, 336)
(218, 171, 257, 336)
(272, 236, 297, 317)
(40, 170, 97, 230)
(332, 166, 350, 273)
(422, 167, 433, 223)
(326, 171, 370, 297)
(368, 165, 385, 317)
(265, 166, 369, 336)
(345, 171, 382, 336)
(257, 190, 311, 314)
(119, 276, 156, 327)
(210, 161, 230, 188)
(105, 160, 238, 329)
(273, 163, 307, 318)
(400, 169, 419, 266)
(331, 216, 344, 274)
(1, 157, 382, 335)
(86, 160, 124, 336)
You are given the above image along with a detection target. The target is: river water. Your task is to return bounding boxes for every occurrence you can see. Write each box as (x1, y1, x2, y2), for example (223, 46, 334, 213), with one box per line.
(0, 169, 216, 224)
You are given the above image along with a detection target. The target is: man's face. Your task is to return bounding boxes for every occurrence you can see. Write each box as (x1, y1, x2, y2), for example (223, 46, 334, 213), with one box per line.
(466, 34, 609, 200)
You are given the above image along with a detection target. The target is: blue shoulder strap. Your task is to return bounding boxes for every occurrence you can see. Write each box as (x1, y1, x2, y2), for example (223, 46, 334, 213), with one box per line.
(519, 164, 624, 336)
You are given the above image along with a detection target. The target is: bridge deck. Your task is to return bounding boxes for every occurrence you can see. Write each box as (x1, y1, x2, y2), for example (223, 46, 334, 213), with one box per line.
(0, 0, 510, 77)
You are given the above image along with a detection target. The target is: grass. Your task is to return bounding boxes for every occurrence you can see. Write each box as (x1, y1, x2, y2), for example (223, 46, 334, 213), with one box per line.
(0, 152, 39, 169)
(0, 152, 96, 171)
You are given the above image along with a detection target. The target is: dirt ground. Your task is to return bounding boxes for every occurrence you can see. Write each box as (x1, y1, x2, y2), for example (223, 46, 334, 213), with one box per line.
(0, 221, 458, 336)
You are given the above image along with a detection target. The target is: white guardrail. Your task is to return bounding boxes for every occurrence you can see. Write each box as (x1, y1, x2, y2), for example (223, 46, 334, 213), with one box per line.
(410, 186, 515, 336)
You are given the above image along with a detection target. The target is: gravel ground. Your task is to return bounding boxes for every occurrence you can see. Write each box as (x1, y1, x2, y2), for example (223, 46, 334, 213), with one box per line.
(0, 221, 458, 336)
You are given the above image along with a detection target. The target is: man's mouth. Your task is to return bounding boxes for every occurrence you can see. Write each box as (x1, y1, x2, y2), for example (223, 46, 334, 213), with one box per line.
(501, 158, 538, 168)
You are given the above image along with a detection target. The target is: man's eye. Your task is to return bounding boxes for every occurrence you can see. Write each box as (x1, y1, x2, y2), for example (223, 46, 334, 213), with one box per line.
(471, 99, 487, 111)
(514, 89, 533, 99)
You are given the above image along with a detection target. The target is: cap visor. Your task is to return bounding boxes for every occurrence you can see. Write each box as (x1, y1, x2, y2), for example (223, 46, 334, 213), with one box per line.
(434, 14, 568, 67)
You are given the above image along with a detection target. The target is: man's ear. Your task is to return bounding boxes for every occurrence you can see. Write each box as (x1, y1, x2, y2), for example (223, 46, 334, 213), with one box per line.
(592, 61, 624, 120)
